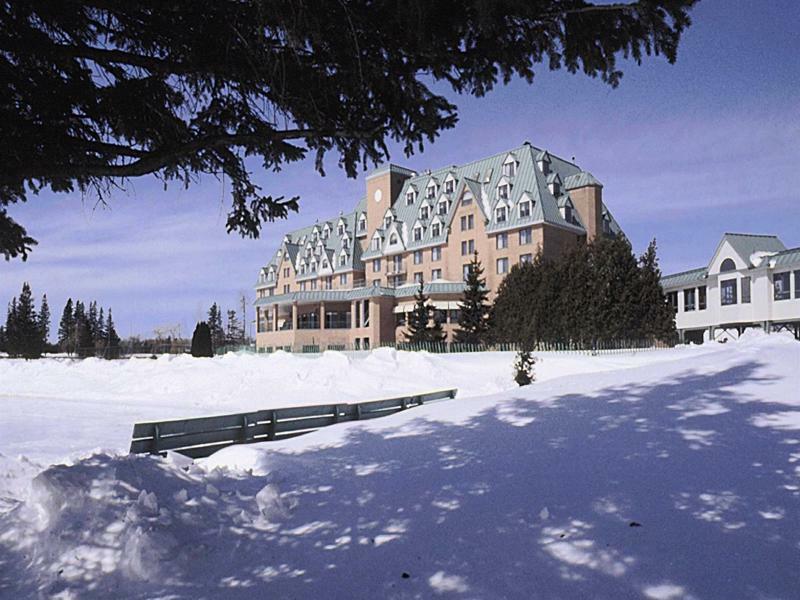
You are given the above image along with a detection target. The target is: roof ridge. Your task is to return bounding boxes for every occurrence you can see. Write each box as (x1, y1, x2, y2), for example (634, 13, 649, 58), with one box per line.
(724, 232, 780, 238)
(663, 266, 706, 277)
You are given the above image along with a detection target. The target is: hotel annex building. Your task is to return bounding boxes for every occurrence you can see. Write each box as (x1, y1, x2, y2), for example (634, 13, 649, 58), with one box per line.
(253, 142, 622, 352)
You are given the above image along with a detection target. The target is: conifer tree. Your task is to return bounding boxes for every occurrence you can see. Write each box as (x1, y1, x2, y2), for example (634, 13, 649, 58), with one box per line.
(513, 348, 536, 386)
(207, 303, 225, 351)
(72, 301, 86, 354)
(57, 298, 74, 353)
(88, 301, 99, 341)
(637, 240, 678, 344)
(38, 293, 50, 351)
(105, 310, 121, 359)
(455, 251, 490, 345)
(5, 298, 18, 356)
(8, 283, 42, 359)
(225, 309, 243, 346)
(405, 281, 431, 344)
(191, 322, 214, 358)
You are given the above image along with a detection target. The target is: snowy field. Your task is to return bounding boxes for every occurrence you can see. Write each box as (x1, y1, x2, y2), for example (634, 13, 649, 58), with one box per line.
(1, 334, 799, 598)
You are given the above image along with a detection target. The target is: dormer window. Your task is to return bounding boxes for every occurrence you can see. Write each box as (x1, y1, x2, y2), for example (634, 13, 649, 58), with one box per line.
(371, 236, 382, 251)
(549, 181, 560, 196)
(358, 214, 367, 232)
(432, 222, 441, 237)
(337, 224, 345, 236)
(502, 161, 516, 177)
(390, 233, 398, 245)
(519, 200, 531, 218)
(444, 179, 454, 194)
(342, 237, 349, 249)
(384, 216, 392, 229)
(413, 226, 423, 242)
(538, 159, 550, 176)
(498, 184, 510, 200)
(420, 206, 430, 220)
(437, 200, 448, 216)
(563, 205, 573, 223)
(426, 183, 436, 199)
(339, 254, 347, 266)
(406, 190, 415, 206)
(496, 206, 507, 223)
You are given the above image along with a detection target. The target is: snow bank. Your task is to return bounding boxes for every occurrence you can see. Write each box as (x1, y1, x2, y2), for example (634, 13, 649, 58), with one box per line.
(1, 335, 798, 598)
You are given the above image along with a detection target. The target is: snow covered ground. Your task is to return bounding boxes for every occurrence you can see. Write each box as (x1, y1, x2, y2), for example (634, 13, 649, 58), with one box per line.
(1, 334, 799, 598)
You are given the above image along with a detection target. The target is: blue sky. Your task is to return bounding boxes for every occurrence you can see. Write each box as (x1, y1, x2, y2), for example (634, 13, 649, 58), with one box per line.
(3, 0, 799, 340)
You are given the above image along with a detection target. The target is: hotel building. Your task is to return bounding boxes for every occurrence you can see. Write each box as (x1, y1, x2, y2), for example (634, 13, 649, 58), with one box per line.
(253, 142, 622, 351)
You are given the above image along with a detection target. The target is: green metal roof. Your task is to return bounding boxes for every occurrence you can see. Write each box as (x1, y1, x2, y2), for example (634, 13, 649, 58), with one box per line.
(661, 267, 707, 289)
(254, 281, 467, 306)
(719, 233, 786, 261)
(771, 246, 800, 268)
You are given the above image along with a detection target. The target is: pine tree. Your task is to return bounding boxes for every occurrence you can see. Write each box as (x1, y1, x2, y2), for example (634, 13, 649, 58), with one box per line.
(57, 298, 74, 354)
(38, 293, 50, 351)
(104, 310, 121, 359)
(11, 283, 42, 359)
(455, 251, 490, 345)
(513, 349, 536, 386)
(637, 240, 678, 344)
(207, 303, 225, 351)
(225, 309, 243, 346)
(191, 322, 214, 357)
(405, 281, 430, 344)
(72, 300, 86, 355)
(5, 298, 18, 357)
(87, 301, 99, 342)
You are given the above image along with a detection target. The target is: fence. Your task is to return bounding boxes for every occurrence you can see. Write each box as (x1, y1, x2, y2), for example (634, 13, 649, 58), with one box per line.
(249, 339, 673, 356)
(130, 388, 457, 459)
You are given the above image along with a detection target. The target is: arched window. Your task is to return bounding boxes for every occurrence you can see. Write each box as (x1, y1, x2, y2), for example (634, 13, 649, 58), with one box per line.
(720, 258, 736, 272)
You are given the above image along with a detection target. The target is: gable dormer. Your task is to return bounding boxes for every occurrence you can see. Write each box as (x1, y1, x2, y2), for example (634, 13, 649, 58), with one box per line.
(559, 196, 575, 223)
(536, 151, 551, 176)
(430, 214, 444, 238)
(370, 230, 383, 252)
(436, 194, 451, 217)
(357, 212, 367, 235)
(547, 172, 562, 197)
(336, 217, 347, 236)
(518, 192, 534, 219)
(382, 207, 395, 230)
(405, 184, 418, 206)
(411, 219, 425, 242)
(496, 176, 512, 201)
(425, 177, 438, 200)
(443, 172, 457, 195)
(502, 153, 518, 178)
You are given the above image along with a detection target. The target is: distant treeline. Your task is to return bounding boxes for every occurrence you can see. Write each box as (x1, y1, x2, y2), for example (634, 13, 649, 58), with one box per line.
(0, 283, 120, 359)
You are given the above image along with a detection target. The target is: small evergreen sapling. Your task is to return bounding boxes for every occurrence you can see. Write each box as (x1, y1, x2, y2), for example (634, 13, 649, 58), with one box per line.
(455, 251, 490, 345)
(513, 349, 536, 386)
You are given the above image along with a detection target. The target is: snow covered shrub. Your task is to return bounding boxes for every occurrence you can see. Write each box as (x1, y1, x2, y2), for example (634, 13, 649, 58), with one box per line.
(513, 349, 536, 386)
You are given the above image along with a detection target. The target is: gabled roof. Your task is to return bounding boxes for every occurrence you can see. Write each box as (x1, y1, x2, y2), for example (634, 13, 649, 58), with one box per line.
(770, 246, 800, 268)
(564, 171, 603, 189)
(718, 233, 786, 260)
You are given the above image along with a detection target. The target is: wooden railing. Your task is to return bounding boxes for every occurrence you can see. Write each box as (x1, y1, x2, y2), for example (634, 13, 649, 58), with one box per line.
(129, 388, 457, 459)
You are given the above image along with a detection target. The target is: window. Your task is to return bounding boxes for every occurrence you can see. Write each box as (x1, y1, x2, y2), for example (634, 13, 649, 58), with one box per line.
(460, 214, 474, 231)
(564, 206, 573, 223)
(406, 190, 415, 206)
(284, 267, 290, 277)
(283, 284, 290, 294)
(684, 288, 695, 311)
(795, 271, 800, 298)
(666, 291, 678, 310)
(420, 206, 429, 220)
(519, 228, 532, 245)
(426, 184, 436, 199)
(720, 258, 736, 272)
(300, 282, 306, 291)
(520, 254, 532, 265)
(519, 200, 531, 218)
(413, 250, 423, 264)
(414, 272, 423, 284)
(438, 201, 448, 216)
(461, 240, 474, 256)
(496, 206, 507, 223)
(384, 216, 392, 229)
(324, 276, 333, 290)
(340, 273, 347, 285)
(373, 259, 381, 272)
(310, 280, 317, 290)
(721, 279, 737, 305)
(372, 237, 381, 251)
(413, 226, 423, 242)
(549, 181, 560, 196)
(496, 232, 508, 249)
(372, 279, 381, 287)
(358, 215, 367, 232)
(431, 247, 442, 262)
(389, 233, 398, 245)
(698, 285, 707, 310)
(445, 179, 455, 194)
(741, 276, 751, 303)
(774, 272, 791, 300)
(431, 268, 442, 280)
(462, 194, 473, 206)
(392, 255, 402, 272)
(432, 223, 441, 237)
(462, 264, 472, 280)
(496, 257, 509, 274)
(502, 161, 516, 177)
(498, 184, 510, 200)
(338, 224, 345, 236)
